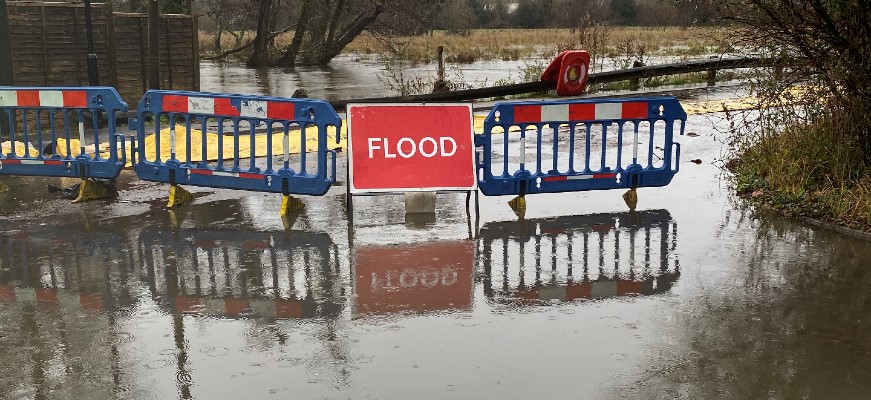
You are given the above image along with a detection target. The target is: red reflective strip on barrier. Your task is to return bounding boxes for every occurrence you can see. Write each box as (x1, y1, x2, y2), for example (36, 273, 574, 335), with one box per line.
(224, 298, 250, 316)
(622, 102, 648, 119)
(267, 101, 294, 120)
(566, 282, 591, 300)
(592, 223, 614, 233)
(238, 172, 262, 180)
(242, 240, 269, 250)
(543, 176, 567, 182)
(214, 97, 240, 117)
(194, 239, 217, 248)
(569, 103, 596, 121)
(274, 299, 304, 318)
(35, 289, 58, 303)
(175, 295, 202, 313)
(2, 159, 64, 166)
(514, 288, 540, 302)
(617, 280, 643, 295)
(163, 95, 189, 113)
(593, 173, 616, 179)
(0, 284, 14, 302)
(16, 91, 40, 107)
(79, 293, 103, 311)
(63, 91, 88, 108)
(190, 169, 262, 180)
(514, 105, 541, 123)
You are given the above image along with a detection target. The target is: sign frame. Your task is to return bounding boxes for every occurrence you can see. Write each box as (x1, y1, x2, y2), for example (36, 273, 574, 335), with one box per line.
(347, 102, 477, 194)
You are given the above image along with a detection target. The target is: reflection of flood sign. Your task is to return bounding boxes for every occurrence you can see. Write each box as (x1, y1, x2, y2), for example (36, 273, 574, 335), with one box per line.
(354, 241, 474, 314)
(347, 104, 476, 193)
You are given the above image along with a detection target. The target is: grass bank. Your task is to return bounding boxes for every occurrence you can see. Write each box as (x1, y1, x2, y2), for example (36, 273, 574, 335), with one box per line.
(729, 110, 871, 233)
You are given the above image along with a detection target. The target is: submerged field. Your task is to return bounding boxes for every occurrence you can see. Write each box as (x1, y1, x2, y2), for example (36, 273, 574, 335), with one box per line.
(199, 26, 733, 65)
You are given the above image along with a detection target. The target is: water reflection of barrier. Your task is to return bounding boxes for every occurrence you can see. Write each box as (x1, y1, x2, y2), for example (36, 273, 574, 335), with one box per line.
(137, 229, 342, 319)
(0, 87, 128, 200)
(475, 97, 686, 212)
(0, 228, 134, 312)
(131, 90, 342, 211)
(353, 241, 475, 315)
(478, 210, 679, 305)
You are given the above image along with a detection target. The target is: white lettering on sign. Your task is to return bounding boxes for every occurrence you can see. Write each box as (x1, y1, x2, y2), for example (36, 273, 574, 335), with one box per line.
(370, 267, 460, 292)
(366, 137, 459, 159)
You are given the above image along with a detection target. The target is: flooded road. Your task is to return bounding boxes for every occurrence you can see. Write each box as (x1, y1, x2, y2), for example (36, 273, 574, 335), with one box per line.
(2, 91, 871, 399)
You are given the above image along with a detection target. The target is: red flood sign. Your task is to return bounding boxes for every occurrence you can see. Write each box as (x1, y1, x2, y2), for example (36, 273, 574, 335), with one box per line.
(348, 103, 477, 193)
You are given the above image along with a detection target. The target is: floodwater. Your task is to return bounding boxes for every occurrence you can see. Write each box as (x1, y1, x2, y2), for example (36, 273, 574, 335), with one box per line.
(198, 55, 537, 101)
(2, 70, 871, 399)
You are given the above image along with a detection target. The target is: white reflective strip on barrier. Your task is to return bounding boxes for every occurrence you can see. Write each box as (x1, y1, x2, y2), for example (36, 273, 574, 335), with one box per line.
(594, 103, 622, 120)
(633, 125, 639, 162)
(539, 286, 567, 301)
(203, 298, 225, 314)
(211, 171, 240, 178)
(283, 129, 290, 162)
(520, 136, 526, 165)
(541, 104, 569, 121)
(57, 292, 81, 311)
(39, 91, 64, 108)
(249, 299, 276, 317)
(13, 288, 36, 302)
(590, 281, 618, 298)
(78, 120, 86, 154)
(0, 91, 16, 106)
(170, 124, 177, 156)
(240, 100, 268, 119)
(188, 97, 215, 114)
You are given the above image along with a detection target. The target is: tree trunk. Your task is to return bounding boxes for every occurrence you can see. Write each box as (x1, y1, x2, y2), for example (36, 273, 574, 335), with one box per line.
(213, 15, 223, 53)
(316, 3, 384, 66)
(246, 0, 274, 67)
(274, 0, 314, 67)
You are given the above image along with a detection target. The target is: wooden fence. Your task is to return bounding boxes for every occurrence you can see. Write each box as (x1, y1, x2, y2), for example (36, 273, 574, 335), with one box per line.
(5, 2, 199, 106)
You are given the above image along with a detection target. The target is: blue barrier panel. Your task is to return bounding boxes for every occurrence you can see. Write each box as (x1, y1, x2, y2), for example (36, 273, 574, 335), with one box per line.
(0, 87, 128, 179)
(475, 96, 686, 196)
(132, 90, 341, 196)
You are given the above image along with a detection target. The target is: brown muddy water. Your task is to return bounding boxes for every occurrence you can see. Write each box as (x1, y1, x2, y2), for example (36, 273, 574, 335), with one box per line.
(1, 82, 871, 399)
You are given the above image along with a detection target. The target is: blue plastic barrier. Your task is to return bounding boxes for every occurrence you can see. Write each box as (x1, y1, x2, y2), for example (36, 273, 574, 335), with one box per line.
(131, 90, 341, 196)
(0, 86, 128, 179)
(475, 97, 686, 196)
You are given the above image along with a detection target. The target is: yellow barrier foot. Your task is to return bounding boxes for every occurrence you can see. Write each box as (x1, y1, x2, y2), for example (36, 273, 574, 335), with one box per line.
(167, 185, 194, 208)
(280, 195, 305, 217)
(623, 188, 638, 211)
(0, 182, 8, 192)
(73, 179, 117, 203)
(508, 195, 526, 219)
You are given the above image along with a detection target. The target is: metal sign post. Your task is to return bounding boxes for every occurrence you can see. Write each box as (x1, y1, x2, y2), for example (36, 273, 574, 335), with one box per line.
(83, 0, 100, 85)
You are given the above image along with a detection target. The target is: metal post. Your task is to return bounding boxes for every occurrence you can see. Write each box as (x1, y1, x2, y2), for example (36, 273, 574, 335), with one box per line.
(437, 46, 444, 82)
(83, 0, 100, 85)
(148, 0, 160, 89)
